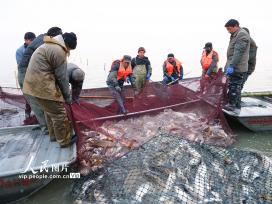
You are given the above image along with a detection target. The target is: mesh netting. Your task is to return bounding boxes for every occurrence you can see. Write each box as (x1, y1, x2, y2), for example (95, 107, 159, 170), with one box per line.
(72, 133, 272, 204)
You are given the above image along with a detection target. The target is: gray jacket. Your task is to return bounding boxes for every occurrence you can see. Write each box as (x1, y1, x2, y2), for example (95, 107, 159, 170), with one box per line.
(248, 37, 257, 75)
(67, 63, 85, 101)
(225, 28, 250, 73)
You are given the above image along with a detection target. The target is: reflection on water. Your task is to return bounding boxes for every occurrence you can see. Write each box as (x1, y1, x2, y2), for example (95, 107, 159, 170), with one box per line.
(19, 179, 74, 204)
(232, 121, 272, 157)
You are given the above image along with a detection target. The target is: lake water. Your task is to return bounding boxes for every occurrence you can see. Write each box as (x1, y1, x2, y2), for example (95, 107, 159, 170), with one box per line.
(5, 66, 271, 204)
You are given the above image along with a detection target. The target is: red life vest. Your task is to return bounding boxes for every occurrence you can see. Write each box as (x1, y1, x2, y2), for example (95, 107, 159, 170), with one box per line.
(201, 50, 219, 70)
(112, 59, 132, 81)
(165, 59, 182, 76)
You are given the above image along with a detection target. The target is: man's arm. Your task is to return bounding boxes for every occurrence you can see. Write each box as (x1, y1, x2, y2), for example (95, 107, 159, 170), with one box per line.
(54, 62, 71, 103)
(206, 53, 218, 76)
(106, 62, 120, 88)
(179, 65, 184, 79)
(146, 58, 152, 76)
(163, 62, 168, 76)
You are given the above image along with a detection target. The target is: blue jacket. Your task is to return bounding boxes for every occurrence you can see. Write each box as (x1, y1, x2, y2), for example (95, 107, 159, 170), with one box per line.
(18, 34, 45, 73)
(15, 44, 26, 65)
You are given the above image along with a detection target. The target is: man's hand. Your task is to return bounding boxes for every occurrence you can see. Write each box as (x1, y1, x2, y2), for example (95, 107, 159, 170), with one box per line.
(226, 67, 234, 76)
(204, 74, 210, 80)
(126, 77, 131, 84)
(171, 76, 175, 82)
(115, 86, 122, 92)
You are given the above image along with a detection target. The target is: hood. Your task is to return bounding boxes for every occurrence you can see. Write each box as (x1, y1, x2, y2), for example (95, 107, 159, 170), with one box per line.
(43, 35, 68, 53)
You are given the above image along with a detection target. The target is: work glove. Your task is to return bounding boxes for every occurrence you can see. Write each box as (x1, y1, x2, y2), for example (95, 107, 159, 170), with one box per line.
(126, 77, 131, 84)
(204, 74, 210, 80)
(171, 76, 175, 82)
(115, 86, 122, 93)
(146, 73, 151, 81)
(226, 67, 234, 76)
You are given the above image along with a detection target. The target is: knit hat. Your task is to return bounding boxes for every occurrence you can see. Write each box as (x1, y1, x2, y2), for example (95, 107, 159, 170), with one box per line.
(62, 32, 77, 49)
(204, 42, 213, 49)
(167, 53, 174, 58)
(123, 55, 132, 62)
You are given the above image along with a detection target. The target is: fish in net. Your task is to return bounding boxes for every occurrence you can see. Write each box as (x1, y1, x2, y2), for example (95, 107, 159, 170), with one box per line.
(72, 133, 272, 204)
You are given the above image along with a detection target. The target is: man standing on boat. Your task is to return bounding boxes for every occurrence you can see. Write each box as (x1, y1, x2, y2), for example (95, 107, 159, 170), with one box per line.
(15, 32, 36, 119)
(162, 53, 183, 85)
(200, 42, 219, 80)
(23, 32, 77, 148)
(131, 47, 152, 93)
(18, 27, 63, 132)
(67, 63, 85, 103)
(224, 19, 250, 111)
(241, 27, 258, 89)
(107, 55, 136, 114)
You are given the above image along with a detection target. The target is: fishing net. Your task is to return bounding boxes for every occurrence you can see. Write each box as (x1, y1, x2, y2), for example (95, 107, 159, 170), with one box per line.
(72, 133, 272, 204)
(68, 69, 234, 175)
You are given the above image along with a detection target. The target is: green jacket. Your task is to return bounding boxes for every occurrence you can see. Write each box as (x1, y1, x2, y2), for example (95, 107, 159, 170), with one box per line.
(23, 35, 71, 102)
(248, 37, 257, 75)
(225, 28, 250, 73)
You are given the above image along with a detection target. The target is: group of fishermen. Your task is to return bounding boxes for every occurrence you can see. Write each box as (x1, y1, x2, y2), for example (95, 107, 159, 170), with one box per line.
(15, 18, 257, 148)
(16, 27, 84, 148)
(106, 48, 185, 114)
(106, 19, 257, 114)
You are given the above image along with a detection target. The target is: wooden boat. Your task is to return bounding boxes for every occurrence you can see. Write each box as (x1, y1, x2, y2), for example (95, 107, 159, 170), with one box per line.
(0, 125, 76, 203)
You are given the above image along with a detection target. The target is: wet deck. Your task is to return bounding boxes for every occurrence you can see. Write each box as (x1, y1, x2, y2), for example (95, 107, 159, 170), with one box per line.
(0, 125, 76, 177)
(223, 97, 272, 117)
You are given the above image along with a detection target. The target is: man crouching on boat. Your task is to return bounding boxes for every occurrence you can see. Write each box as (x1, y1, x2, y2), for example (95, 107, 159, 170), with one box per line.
(67, 63, 85, 103)
(23, 32, 77, 148)
(106, 55, 136, 114)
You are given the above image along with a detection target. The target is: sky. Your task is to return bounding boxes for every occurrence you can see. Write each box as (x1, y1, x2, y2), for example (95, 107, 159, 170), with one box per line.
(0, 0, 271, 87)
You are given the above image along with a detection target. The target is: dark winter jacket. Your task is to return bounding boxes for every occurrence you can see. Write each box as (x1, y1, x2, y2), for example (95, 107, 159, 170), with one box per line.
(225, 28, 250, 73)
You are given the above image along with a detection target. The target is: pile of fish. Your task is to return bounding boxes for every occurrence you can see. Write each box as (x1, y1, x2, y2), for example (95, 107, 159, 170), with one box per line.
(73, 134, 272, 203)
(78, 109, 235, 174)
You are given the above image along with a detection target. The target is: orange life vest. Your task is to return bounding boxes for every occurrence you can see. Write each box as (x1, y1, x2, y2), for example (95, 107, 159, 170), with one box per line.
(113, 60, 132, 81)
(201, 50, 219, 70)
(165, 59, 182, 76)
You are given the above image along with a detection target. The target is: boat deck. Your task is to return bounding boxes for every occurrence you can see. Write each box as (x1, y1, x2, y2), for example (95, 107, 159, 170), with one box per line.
(223, 97, 272, 117)
(0, 125, 76, 177)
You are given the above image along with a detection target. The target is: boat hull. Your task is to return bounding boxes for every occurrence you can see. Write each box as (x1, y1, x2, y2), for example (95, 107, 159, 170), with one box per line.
(237, 116, 272, 132)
